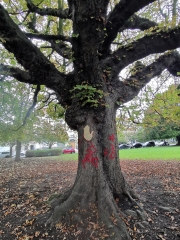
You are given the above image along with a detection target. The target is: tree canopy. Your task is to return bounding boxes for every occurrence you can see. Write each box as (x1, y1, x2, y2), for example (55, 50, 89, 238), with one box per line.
(116, 83, 180, 143)
(0, 80, 37, 148)
(143, 84, 180, 143)
(0, 79, 67, 157)
(34, 117, 68, 148)
(143, 84, 180, 126)
(0, 0, 180, 110)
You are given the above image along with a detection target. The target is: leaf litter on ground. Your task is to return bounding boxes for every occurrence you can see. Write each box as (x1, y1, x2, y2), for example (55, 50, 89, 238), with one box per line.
(0, 158, 179, 240)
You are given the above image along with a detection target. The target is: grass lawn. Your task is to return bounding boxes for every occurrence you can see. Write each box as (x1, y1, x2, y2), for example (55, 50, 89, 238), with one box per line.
(52, 146, 180, 161)
(53, 153, 78, 161)
(119, 146, 180, 160)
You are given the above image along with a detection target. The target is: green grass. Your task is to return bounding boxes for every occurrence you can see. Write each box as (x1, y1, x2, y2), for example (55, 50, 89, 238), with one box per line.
(119, 146, 180, 160)
(52, 153, 78, 161)
(50, 146, 180, 161)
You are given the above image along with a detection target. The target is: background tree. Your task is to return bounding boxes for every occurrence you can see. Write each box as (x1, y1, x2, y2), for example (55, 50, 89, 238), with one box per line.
(0, 79, 38, 160)
(117, 84, 180, 145)
(0, 79, 67, 157)
(34, 93, 69, 148)
(0, 0, 180, 238)
(143, 84, 180, 144)
(34, 117, 68, 149)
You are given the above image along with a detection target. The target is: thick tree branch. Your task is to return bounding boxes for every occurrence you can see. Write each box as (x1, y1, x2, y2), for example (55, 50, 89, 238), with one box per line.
(103, 25, 180, 78)
(101, 0, 156, 54)
(119, 14, 157, 32)
(0, 4, 67, 89)
(25, 33, 73, 59)
(0, 64, 32, 83)
(0, 4, 75, 107)
(113, 51, 180, 103)
(25, 32, 72, 43)
(49, 41, 72, 59)
(26, 0, 70, 19)
(25, 32, 72, 60)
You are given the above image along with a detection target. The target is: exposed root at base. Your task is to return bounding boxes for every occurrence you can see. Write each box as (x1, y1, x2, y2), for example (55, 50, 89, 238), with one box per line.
(45, 185, 148, 240)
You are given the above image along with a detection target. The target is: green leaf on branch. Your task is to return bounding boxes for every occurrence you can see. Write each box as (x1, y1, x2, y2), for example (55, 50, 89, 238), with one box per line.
(70, 83, 104, 107)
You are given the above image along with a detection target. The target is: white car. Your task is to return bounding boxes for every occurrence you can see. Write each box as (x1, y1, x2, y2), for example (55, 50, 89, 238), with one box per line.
(0, 151, 10, 158)
(12, 152, 26, 158)
(156, 141, 169, 146)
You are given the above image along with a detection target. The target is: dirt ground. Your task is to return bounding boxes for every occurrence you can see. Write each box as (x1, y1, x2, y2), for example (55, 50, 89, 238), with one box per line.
(0, 158, 179, 240)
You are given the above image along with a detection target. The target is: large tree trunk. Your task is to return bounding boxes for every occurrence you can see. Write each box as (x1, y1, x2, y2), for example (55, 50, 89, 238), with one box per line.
(40, 1, 147, 237)
(49, 103, 146, 239)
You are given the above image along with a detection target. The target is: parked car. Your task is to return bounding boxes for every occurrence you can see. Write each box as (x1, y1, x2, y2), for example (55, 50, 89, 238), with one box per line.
(156, 141, 169, 146)
(0, 151, 10, 158)
(62, 148, 75, 154)
(142, 141, 155, 147)
(119, 144, 131, 149)
(12, 152, 26, 158)
(132, 142, 143, 148)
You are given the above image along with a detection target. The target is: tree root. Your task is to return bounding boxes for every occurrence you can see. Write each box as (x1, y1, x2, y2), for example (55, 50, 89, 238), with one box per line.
(48, 189, 72, 208)
(47, 193, 132, 239)
(46, 175, 147, 239)
(98, 191, 132, 239)
(109, 177, 148, 223)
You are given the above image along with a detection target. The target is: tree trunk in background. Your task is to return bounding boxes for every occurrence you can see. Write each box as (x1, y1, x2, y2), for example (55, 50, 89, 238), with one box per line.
(176, 134, 180, 145)
(10, 145, 13, 157)
(15, 140, 21, 161)
(10, 143, 15, 157)
(49, 143, 53, 149)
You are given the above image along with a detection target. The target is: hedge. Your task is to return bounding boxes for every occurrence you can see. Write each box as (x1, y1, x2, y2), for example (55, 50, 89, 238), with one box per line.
(26, 148, 62, 158)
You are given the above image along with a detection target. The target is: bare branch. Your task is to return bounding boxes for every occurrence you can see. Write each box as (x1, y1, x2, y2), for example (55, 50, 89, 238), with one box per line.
(25, 33, 73, 59)
(101, 0, 156, 55)
(0, 64, 32, 82)
(158, 0, 168, 21)
(25, 32, 72, 43)
(103, 25, 180, 77)
(15, 85, 41, 131)
(50, 41, 72, 59)
(113, 51, 180, 103)
(26, 0, 71, 19)
(119, 14, 157, 32)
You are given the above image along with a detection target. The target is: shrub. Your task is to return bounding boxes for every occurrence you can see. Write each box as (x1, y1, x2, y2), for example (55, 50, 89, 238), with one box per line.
(26, 148, 62, 158)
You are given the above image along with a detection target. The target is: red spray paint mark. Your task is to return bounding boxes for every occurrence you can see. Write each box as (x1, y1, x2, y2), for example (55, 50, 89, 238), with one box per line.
(108, 134, 115, 142)
(109, 143, 116, 159)
(103, 134, 116, 160)
(82, 141, 98, 168)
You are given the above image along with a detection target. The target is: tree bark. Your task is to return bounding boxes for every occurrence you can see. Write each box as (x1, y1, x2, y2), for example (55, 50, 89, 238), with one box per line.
(49, 144, 53, 149)
(15, 140, 21, 161)
(49, 102, 146, 239)
(10, 144, 13, 157)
